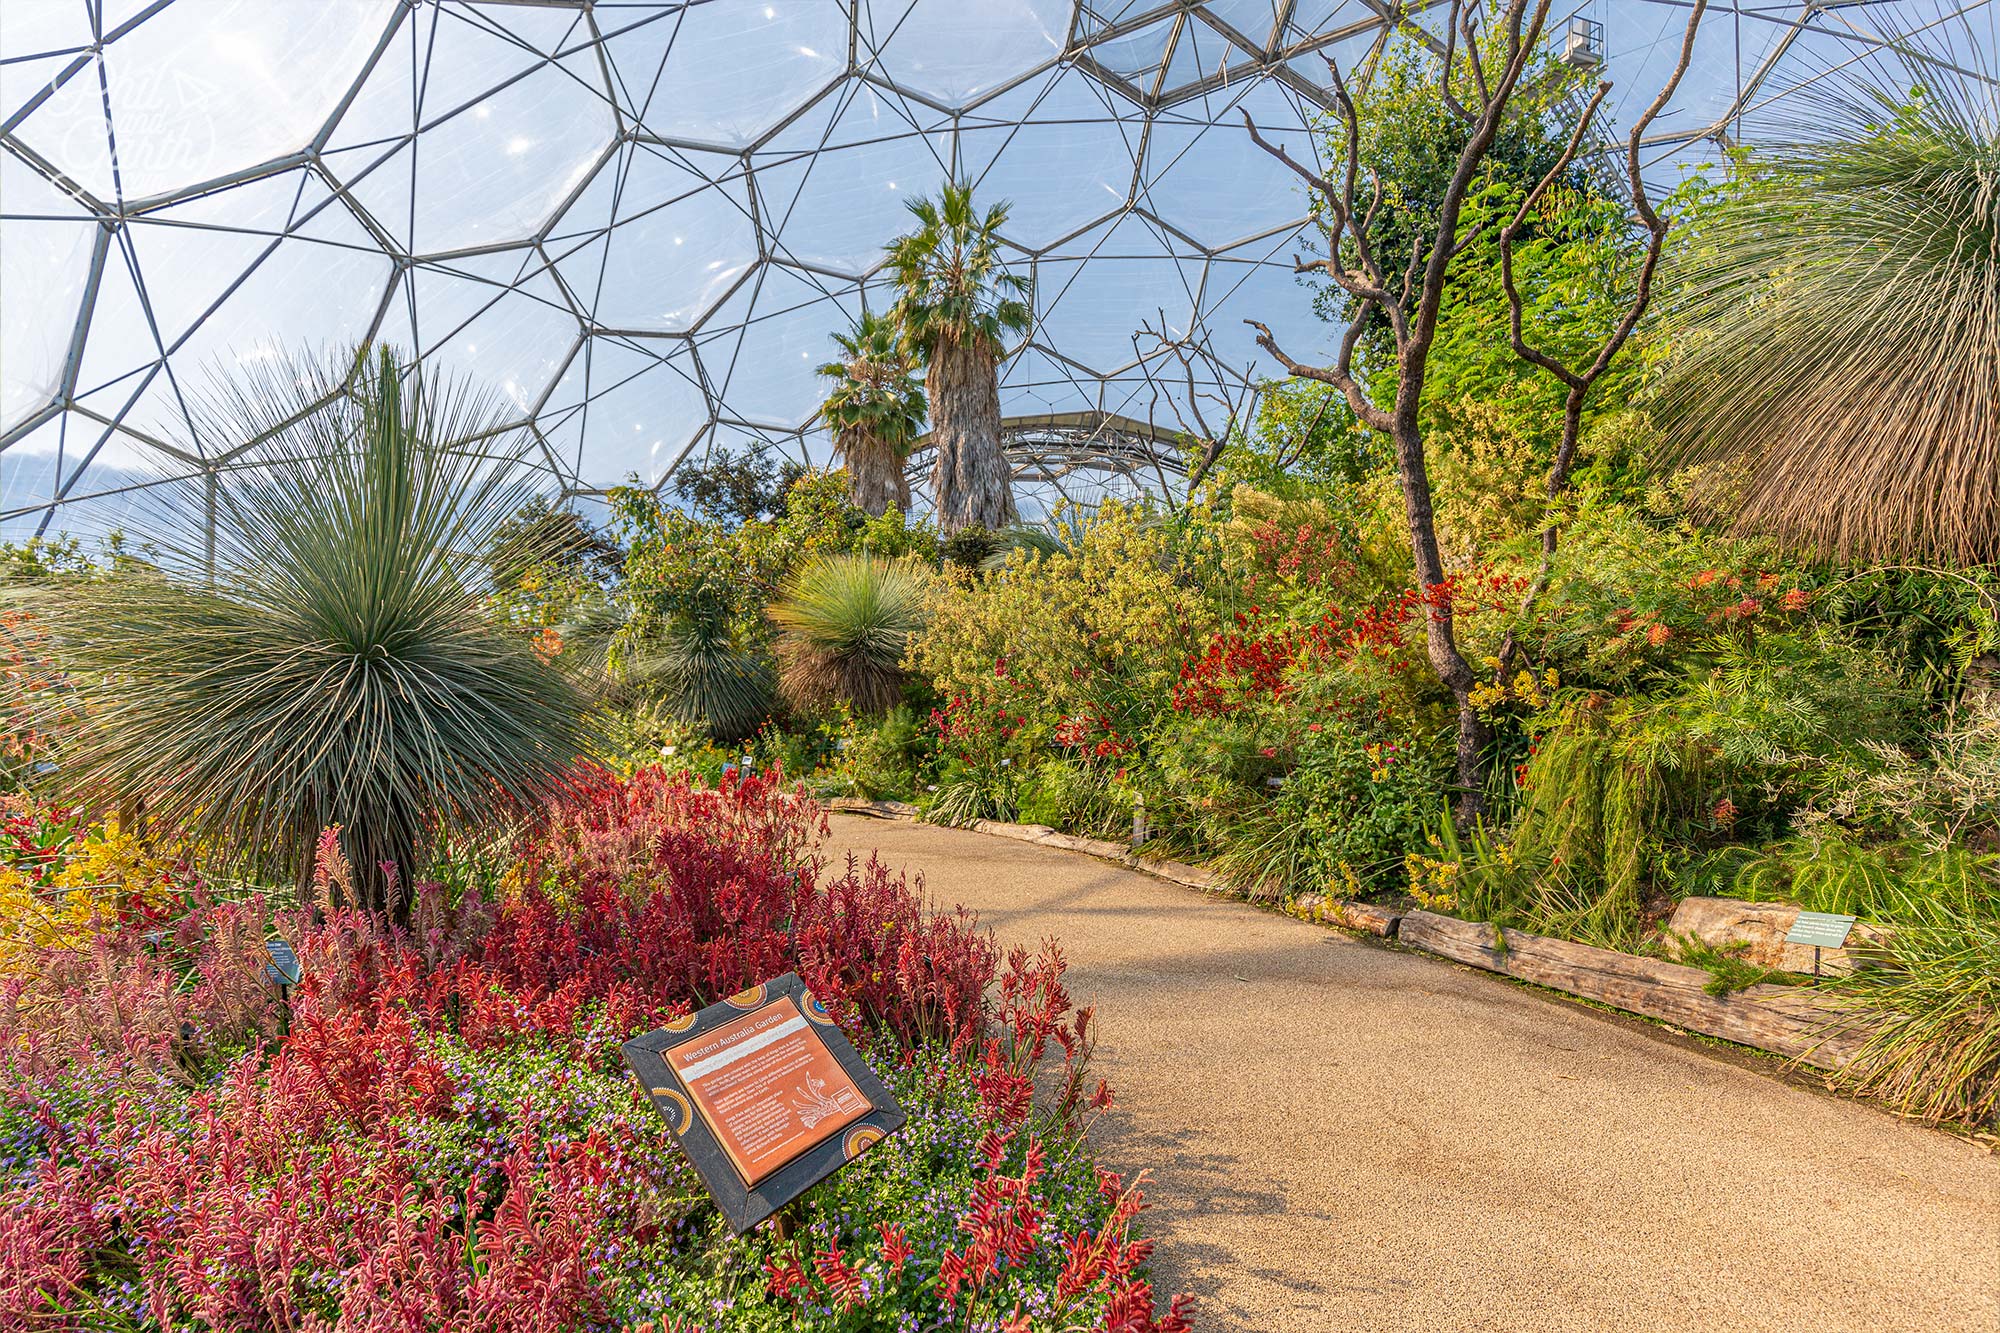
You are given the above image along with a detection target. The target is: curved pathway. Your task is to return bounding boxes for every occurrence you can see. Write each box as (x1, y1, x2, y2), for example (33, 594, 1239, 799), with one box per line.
(826, 816, 2000, 1333)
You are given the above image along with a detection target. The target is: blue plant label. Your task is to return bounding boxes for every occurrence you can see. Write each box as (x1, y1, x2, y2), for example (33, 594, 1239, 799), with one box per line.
(1785, 911, 1857, 950)
(263, 938, 303, 987)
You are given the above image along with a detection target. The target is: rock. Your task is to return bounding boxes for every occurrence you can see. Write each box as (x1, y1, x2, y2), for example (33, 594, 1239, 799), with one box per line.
(1664, 896, 1886, 976)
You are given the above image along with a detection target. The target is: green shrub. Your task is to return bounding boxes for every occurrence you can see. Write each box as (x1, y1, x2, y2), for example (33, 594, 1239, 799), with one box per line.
(924, 761, 1017, 827)
(909, 501, 1213, 761)
(1212, 717, 1443, 900)
(1415, 814, 1633, 948)
(1494, 626, 1918, 933)
(831, 705, 929, 799)
(1015, 759, 1130, 837)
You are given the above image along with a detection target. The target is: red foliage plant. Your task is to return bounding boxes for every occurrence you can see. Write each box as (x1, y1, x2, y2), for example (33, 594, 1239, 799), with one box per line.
(1172, 595, 1421, 718)
(0, 766, 1187, 1331)
(478, 765, 996, 1048)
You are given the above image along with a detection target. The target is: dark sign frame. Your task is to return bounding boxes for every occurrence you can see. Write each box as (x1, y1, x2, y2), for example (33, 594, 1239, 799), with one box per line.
(621, 972, 904, 1234)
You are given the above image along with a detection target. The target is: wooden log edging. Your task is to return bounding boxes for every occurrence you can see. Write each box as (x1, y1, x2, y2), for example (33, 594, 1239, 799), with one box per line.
(824, 797, 920, 820)
(1397, 910, 1868, 1071)
(1293, 896, 1403, 938)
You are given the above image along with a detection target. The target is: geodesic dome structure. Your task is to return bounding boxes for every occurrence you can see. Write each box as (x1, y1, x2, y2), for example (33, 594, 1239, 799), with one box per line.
(2, 1, 1995, 538)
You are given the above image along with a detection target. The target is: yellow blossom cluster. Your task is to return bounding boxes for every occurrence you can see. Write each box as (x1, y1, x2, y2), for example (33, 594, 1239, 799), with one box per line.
(1403, 849, 1459, 911)
(0, 818, 181, 973)
(1469, 666, 1560, 716)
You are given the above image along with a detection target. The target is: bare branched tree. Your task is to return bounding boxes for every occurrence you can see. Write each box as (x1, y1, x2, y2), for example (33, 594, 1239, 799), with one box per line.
(1493, 1, 1707, 678)
(1244, 0, 1707, 818)
(1242, 0, 1559, 819)
(1129, 313, 1263, 500)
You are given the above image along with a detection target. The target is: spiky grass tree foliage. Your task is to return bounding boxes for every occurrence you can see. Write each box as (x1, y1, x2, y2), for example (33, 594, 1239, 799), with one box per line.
(626, 620, 776, 742)
(1656, 65, 2000, 563)
(769, 554, 931, 715)
(26, 348, 594, 915)
(815, 312, 926, 518)
(887, 183, 1032, 534)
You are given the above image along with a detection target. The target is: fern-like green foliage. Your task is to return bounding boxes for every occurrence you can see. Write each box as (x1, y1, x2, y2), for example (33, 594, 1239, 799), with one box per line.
(1491, 629, 1916, 941)
(1703, 836, 1998, 921)
(20, 347, 595, 911)
(1504, 710, 1667, 942)
(886, 183, 1032, 362)
(1434, 805, 1645, 951)
(769, 554, 931, 715)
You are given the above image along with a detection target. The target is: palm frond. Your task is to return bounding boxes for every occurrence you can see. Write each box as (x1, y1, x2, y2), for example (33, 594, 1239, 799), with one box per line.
(813, 310, 927, 457)
(886, 181, 1034, 364)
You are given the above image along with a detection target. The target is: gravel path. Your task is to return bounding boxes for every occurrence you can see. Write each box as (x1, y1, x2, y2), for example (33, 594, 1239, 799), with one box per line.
(826, 816, 2000, 1333)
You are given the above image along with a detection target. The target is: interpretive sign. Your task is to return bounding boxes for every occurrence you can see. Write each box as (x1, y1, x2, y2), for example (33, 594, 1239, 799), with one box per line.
(621, 972, 904, 1233)
(262, 938, 302, 987)
(1785, 911, 1857, 950)
(1786, 910, 1858, 978)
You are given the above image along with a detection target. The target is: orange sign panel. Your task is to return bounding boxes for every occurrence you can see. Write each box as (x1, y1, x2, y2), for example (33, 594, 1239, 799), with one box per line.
(663, 995, 870, 1186)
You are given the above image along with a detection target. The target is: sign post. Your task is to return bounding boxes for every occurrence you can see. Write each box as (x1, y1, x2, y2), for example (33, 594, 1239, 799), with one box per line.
(1784, 910, 1857, 979)
(262, 937, 302, 1035)
(622, 972, 905, 1234)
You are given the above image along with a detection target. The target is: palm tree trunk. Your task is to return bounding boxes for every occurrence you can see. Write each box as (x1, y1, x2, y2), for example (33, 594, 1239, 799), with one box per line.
(840, 429, 911, 517)
(928, 337, 1016, 533)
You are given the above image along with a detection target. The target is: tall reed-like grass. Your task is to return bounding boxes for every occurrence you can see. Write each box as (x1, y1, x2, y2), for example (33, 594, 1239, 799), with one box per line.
(1828, 892, 2000, 1127)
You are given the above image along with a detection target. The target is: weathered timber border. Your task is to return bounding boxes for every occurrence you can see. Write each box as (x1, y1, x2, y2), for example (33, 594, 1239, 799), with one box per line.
(1397, 911, 1865, 1071)
(823, 797, 1866, 1070)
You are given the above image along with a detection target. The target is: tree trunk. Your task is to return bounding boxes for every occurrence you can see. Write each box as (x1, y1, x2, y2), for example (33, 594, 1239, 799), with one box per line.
(839, 428, 910, 518)
(928, 336, 1016, 533)
(1389, 398, 1490, 822)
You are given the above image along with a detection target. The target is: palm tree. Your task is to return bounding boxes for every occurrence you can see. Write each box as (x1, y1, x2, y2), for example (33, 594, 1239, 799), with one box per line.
(814, 311, 926, 517)
(886, 183, 1033, 534)
(1654, 62, 2000, 563)
(769, 554, 931, 715)
(21, 347, 595, 917)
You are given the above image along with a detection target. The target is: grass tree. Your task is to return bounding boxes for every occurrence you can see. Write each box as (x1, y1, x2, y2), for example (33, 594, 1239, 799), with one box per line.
(814, 311, 927, 517)
(769, 553, 931, 714)
(21, 347, 594, 917)
(1655, 59, 2000, 564)
(886, 183, 1032, 534)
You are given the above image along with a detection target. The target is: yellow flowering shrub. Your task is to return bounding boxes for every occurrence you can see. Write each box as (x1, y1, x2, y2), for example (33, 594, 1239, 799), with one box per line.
(907, 501, 1212, 753)
(0, 803, 188, 972)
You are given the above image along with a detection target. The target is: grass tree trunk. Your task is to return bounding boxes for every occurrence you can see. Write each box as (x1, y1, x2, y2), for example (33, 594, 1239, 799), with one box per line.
(841, 429, 911, 517)
(928, 336, 1016, 533)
